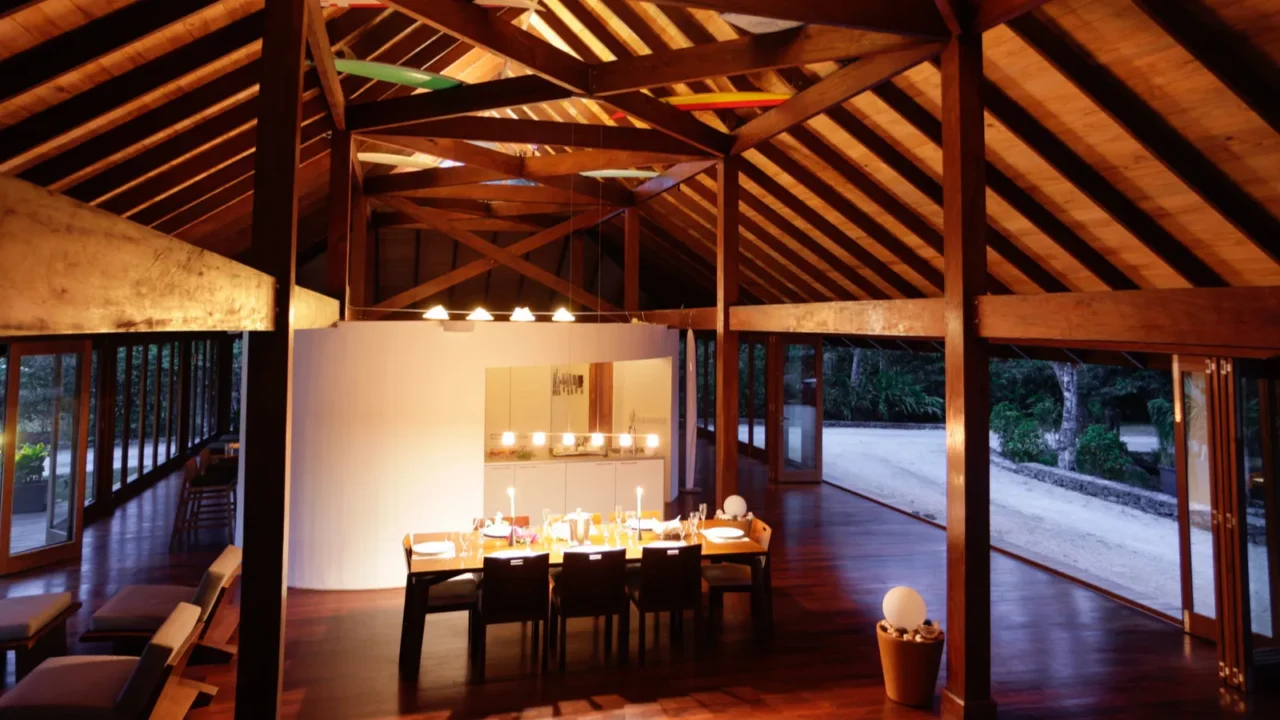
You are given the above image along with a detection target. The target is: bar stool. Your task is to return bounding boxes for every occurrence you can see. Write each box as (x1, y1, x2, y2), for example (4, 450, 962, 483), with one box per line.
(169, 457, 236, 550)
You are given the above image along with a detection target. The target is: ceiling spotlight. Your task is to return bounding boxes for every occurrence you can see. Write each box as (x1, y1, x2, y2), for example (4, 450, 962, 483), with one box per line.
(423, 305, 449, 320)
(551, 307, 575, 322)
(591, 432, 605, 447)
(619, 433, 633, 448)
(466, 307, 494, 321)
(532, 432, 547, 447)
(510, 307, 536, 322)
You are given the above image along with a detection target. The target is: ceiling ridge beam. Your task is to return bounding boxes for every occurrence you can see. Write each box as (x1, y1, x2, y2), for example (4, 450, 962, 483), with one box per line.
(870, 76, 1133, 290)
(0, 0, 218, 106)
(1008, 13, 1280, 268)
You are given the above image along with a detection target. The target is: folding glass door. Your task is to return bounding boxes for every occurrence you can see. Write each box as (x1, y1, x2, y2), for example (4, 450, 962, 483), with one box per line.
(1, 340, 90, 574)
(768, 336, 823, 483)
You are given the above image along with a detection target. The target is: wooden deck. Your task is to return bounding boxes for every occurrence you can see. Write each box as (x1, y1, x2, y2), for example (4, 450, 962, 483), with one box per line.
(0, 444, 1272, 718)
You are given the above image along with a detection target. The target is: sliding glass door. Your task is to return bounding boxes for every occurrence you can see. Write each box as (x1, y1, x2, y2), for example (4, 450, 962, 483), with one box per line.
(769, 336, 823, 483)
(1, 340, 90, 574)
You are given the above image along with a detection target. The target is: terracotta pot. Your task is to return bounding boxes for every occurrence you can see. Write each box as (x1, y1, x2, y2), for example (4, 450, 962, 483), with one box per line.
(877, 625, 944, 708)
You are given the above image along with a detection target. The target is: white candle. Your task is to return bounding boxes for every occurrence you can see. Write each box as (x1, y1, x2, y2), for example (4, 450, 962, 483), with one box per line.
(636, 486, 643, 523)
(507, 486, 515, 525)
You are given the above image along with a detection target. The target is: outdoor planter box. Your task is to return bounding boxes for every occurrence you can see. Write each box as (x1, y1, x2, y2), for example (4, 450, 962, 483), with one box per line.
(13, 482, 48, 514)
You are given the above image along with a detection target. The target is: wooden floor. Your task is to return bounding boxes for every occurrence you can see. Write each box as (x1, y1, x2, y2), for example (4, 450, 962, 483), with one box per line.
(0, 444, 1272, 719)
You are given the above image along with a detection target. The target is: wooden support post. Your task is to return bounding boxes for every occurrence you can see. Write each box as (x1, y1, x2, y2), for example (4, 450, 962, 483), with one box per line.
(326, 130, 353, 305)
(624, 208, 640, 313)
(940, 30, 995, 720)
(348, 184, 370, 318)
(236, 0, 306, 716)
(715, 157, 740, 505)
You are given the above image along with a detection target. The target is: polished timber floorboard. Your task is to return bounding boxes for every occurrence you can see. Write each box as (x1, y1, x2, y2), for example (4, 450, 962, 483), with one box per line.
(0, 447, 1272, 718)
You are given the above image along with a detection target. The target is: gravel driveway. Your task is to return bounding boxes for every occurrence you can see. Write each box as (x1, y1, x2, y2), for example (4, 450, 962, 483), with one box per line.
(821, 426, 1272, 636)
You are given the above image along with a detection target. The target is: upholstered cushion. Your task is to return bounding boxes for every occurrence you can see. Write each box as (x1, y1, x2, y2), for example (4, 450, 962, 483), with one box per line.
(0, 655, 135, 719)
(0, 593, 73, 641)
(90, 585, 195, 633)
(192, 545, 241, 620)
(428, 574, 478, 608)
(116, 603, 200, 718)
(701, 564, 752, 588)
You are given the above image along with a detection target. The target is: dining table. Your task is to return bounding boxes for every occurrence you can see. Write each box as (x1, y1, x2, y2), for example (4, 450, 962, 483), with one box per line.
(397, 522, 772, 680)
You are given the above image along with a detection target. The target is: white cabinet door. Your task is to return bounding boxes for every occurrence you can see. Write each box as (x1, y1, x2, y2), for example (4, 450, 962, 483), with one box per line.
(615, 459, 665, 514)
(482, 465, 515, 523)
(514, 463, 566, 517)
(565, 462, 617, 516)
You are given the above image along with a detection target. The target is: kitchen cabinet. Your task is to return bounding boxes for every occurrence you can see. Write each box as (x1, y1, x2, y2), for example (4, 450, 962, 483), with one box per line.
(615, 458, 665, 513)
(513, 462, 566, 516)
(565, 461, 618, 516)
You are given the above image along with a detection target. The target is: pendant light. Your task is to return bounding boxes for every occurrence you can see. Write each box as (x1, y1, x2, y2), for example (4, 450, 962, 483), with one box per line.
(619, 433, 633, 448)
(501, 432, 516, 447)
(466, 307, 494, 321)
(422, 305, 449, 320)
(510, 307, 536, 322)
(552, 307, 575, 322)
(532, 432, 546, 446)
(561, 432, 576, 447)
(646, 434, 660, 449)
(591, 432, 604, 447)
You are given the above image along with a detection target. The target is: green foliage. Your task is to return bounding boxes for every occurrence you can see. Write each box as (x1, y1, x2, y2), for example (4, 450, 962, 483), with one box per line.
(1075, 425, 1132, 482)
(822, 347, 943, 423)
(858, 370, 943, 421)
(14, 443, 48, 483)
(1002, 417, 1053, 464)
(1147, 398, 1175, 468)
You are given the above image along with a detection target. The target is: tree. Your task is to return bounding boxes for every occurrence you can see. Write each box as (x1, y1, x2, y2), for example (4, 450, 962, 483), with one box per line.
(1052, 361, 1079, 470)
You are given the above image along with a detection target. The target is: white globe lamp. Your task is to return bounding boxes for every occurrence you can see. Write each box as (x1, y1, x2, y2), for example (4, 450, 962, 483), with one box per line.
(723, 494, 747, 518)
(882, 586, 927, 630)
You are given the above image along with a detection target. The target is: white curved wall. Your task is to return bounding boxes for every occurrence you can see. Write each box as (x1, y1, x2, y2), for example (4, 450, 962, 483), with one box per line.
(287, 321, 678, 590)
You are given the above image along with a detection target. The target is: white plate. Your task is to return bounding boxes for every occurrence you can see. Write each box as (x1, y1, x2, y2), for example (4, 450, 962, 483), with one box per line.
(646, 540, 685, 548)
(704, 526, 745, 540)
(627, 518, 660, 531)
(482, 523, 512, 538)
(411, 541, 454, 556)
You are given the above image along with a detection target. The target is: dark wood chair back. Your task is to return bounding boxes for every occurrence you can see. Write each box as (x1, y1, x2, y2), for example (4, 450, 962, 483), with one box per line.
(557, 547, 627, 617)
(480, 553, 549, 624)
(638, 543, 702, 611)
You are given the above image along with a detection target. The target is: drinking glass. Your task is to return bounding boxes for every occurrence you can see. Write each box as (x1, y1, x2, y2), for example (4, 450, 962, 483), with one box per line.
(624, 510, 636, 531)
(614, 505, 623, 526)
(454, 530, 469, 558)
(678, 520, 688, 544)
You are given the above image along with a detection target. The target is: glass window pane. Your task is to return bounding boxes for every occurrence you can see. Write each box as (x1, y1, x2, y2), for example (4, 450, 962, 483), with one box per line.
(738, 344, 750, 447)
(752, 344, 766, 451)
(128, 346, 142, 483)
(0, 349, 6, 495)
(782, 343, 817, 471)
(142, 345, 156, 475)
(1184, 370, 1215, 619)
(113, 347, 126, 491)
(12, 352, 79, 554)
(230, 337, 242, 432)
(86, 351, 97, 506)
(1238, 377, 1271, 638)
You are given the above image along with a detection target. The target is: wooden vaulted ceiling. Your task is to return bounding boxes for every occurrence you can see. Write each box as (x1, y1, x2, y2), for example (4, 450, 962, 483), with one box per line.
(2, 0, 1278, 313)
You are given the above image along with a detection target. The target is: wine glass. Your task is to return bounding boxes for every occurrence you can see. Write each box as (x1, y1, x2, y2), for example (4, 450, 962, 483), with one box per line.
(624, 510, 636, 531)
(678, 519, 688, 544)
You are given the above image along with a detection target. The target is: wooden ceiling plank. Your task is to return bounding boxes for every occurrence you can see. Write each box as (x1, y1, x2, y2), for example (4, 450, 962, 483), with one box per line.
(589, 25, 927, 95)
(383, 0, 590, 92)
(684, 178, 849, 301)
(346, 75, 572, 131)
(62, 12, 417, 207)
(973, 0, 1050, 33)
(0, 10, 265, 170)
(639, 0, 950, 38)
(638, 202, 781, 303)
(375, 183, 628, 205)
(363, 166, 508, 195)
(305, 0, 347, 130)
(365, 136, 525, 176)
(0, 0, 217, 106)
(731, 44, 944, 154)
(0, 1, 41, 21)
(17, 8, 382, 189)
(1008, 13, 1280, 267)
(871, 78, 1133, 290)
(969, 51, 1227, 286)
(370, 117, 705, 154)
(755, 140, 943, 293)
(1130, 0, 1280, 136)
(739, 162, 894, 300)
(381, 197, 618, 311)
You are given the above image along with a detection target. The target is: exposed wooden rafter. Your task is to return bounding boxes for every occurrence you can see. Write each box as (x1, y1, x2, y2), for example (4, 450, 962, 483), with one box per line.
(305, 0, 347, 130)
(639, 0, 950, 38)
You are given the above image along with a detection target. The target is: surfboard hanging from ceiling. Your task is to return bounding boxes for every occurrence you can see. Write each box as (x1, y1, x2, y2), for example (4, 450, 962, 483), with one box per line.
(610, 92, 790, 119)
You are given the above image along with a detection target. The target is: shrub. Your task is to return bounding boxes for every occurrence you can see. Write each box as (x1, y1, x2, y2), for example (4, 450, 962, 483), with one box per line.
(990, 402, 1022, 439)
(14, 443, 48, 483)
(1075, 425, 1132, 482)
(1147, 397, 1175, 468)
(1000, 416, 1053, 464)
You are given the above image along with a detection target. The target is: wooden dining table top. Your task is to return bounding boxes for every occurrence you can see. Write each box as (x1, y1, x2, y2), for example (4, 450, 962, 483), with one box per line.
(402, 527, 766, 576)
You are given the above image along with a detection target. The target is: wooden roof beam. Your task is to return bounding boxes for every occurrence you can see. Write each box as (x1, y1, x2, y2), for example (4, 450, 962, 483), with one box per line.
(589, 25, 928, 95)
(870, 77, 1133, 290)
(731, 44, 944, 154)
(1131, 0, 1280, 136)
(1009, 13, 1280, 266)
(347, 75, 572, 131)
(364, 117, 706, 155)
(0, 0, 218, 106)
(523, 149, 706, 177)
(306, 0, 347, 130)
(381, 197, 619, 311)
(639, 0, 950, 38)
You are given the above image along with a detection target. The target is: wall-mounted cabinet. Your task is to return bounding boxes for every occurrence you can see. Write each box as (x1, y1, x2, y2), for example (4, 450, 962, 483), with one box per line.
(481, 458, 664, 520)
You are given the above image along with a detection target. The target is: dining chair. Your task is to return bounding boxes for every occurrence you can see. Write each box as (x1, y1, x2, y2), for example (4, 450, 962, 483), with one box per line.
(550, 547, 628, 671)
(702, 518, 773, 641)
(473, 552, 550, 682)
(400, 534, 480, 650)
(625, 543, 703, 665)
